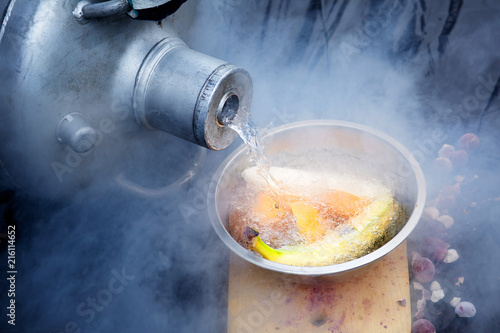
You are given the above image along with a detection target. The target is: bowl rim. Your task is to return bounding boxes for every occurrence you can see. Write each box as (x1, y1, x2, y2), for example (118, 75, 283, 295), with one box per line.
(208, 119, 426, 276)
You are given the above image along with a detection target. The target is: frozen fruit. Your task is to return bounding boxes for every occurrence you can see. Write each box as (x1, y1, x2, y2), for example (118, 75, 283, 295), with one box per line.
(416, 298, 426, 312)
(425, 220, 447, 238)
(429, 281, 445, 302)
(411, 319, 436, 333)
(443, 249, 459, 263)
(413, 281, 425, 290)
(455, 276, 464, 286)
(289, 201, 325, 242)
(437, 215, 454, 229)
(430, 289, 445, 303)
(429, 281, 441, 291)
(422, 289, 431, 300)
(253, 192, 287, 220)
(457, 133, 479, 152)
(455, 301, 476, 318)
(433, 157, 453, 173)
(438, 144, 455, 158)
(412, 252, 435, 283)
(414, 309, 425, 320)
(450, 297, 461, 307)
(322, 190, 369, 219)
(422, 207, 440, 222)
(242, 195, 396, 266)
(421, 237, 450, 262)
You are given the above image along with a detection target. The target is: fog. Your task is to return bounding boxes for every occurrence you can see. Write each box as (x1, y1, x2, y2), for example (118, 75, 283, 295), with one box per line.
(1, 0, 500, 332)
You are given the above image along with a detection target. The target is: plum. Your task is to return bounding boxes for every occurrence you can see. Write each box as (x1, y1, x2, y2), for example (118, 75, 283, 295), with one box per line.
(455, 301, 476, 318)
(425, 220, 448, 238)
(438, 144, 455, 158)
(457, 133, 479, 152)
(433, 157, 452, 174)
(420, 237, 450, 262)
(412, 253, 435, 283)
(411, 319, 436, 333)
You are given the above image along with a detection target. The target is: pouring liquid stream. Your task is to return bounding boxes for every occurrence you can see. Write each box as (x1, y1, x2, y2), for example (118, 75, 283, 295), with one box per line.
(225, 112, 280, 192)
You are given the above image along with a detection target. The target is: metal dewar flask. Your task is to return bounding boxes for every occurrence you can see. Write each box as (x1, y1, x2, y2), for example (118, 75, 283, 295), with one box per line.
(0, 0, 253, 197)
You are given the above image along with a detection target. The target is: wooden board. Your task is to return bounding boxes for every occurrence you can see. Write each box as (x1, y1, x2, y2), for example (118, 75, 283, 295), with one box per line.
(227, 241, 410, 333)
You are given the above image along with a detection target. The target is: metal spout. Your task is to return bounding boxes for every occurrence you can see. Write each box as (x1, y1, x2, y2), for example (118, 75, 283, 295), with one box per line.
(133, 37, 253, 150)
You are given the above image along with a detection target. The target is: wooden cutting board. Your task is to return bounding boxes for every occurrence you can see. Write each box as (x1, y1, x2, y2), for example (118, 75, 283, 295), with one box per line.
(227, 241, 410, 333)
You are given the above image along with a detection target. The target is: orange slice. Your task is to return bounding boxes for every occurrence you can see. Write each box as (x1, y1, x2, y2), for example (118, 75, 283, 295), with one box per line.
(253, 192, 286, 220)
(290, 201, 325, 242)
(322, 190, 370, 219)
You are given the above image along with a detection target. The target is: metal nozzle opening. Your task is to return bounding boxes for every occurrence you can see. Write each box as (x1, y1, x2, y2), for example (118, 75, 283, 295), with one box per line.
(134, 37, 253, 150)
(217, 93, 240, 126)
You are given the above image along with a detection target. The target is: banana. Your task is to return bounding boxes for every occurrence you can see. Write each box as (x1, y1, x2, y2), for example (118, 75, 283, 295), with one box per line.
(243, 194, 397, 266)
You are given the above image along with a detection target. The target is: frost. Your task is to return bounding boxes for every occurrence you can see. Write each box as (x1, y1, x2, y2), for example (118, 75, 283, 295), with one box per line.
(450, 297, 461, 307)
(430, 289, 445, 302)
(443, 249, 459, 263)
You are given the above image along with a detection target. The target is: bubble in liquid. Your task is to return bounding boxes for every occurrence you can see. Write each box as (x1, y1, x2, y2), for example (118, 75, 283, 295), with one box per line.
(226, 116, 404, 258)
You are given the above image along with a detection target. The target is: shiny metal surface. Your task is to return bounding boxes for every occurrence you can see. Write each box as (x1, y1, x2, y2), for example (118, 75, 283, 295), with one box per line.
(0, 0, 252, 196)
(133, 36, 252, 150)
(56, 113, 97, 153)
(73, 0, 131, 24)
(209, 120, 426, 278)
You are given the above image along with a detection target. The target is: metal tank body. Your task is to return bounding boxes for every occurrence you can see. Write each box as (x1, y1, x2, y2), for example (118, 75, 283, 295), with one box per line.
(0, 0, 252, 198)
